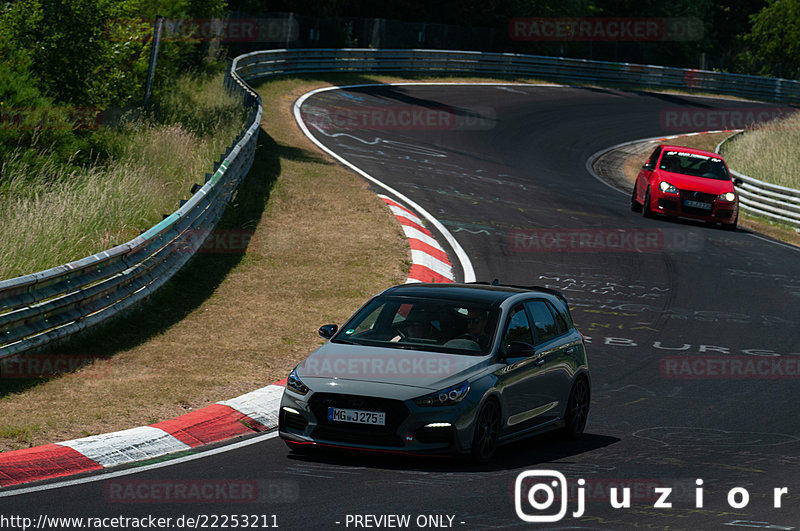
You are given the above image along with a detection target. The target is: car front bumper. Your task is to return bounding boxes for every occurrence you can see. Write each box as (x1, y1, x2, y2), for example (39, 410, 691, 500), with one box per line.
(652, 189, 738, 224)
(278, 388, 480, 456)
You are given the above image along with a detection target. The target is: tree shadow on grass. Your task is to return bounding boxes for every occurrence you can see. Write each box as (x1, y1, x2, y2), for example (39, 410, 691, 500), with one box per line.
(0, 127, 329, 397)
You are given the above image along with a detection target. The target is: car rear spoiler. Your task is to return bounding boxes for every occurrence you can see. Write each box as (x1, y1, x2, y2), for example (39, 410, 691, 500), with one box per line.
(467, 280, 569, 304)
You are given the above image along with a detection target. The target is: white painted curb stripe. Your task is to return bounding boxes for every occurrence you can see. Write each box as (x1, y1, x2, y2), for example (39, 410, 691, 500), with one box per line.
(400, 225, 443, 250)
(218, 384, 284, 429)
(386, 204, 423, 226)
(59, 426, 191, 468)
(410, 249, 453, 278)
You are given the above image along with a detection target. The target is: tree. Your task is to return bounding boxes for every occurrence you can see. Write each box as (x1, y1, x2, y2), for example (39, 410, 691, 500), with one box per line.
(740, 0, 800, 79)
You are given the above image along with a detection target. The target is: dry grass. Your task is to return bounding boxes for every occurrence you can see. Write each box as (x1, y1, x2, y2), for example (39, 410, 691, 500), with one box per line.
(0, 73, 243, 281)
(3, 73, 551, 450)
(721, 112, 800, 190)
(0, 75, 412, 452)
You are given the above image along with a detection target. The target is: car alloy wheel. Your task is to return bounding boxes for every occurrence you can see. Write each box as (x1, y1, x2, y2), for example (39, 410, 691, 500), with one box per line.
(471, 398, 501, 462)
(562, 378, 589, 439)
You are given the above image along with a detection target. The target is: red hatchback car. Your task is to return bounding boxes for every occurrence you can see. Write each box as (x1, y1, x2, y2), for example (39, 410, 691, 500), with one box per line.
(631, 145, 742, 230)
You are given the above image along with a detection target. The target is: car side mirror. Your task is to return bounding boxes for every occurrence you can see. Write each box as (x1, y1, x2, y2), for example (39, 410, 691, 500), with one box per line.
(733, 177, 744, 186)
(503, 341, 536, 358)
(318, 324, 338, 339)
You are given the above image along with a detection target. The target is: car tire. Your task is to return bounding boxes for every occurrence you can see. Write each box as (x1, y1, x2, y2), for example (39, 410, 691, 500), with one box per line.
(471, 398, 501, 463)
(630, 184, 642, 212)
(722, 213, 738, 231)
(641, 189, 653, 218)
(562, 377, 590, 439)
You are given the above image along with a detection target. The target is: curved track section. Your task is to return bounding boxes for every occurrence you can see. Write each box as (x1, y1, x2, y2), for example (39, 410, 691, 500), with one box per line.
(2, 84, 798, 529)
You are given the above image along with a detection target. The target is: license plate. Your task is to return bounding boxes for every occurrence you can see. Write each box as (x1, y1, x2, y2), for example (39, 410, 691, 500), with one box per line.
(328, 407, 386, 426)
(684, 199, 712, 210)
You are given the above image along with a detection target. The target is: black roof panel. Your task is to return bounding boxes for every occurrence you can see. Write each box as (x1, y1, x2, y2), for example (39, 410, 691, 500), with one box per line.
(381, 282, 564, 306)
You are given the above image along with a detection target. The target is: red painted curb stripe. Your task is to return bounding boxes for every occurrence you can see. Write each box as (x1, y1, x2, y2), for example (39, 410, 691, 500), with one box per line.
(151, 404, 266, 448)
(409, 263, 453, 284)
(0, 444, 102, 487)
(409, 239, 450, 264)
(397, 216, 434, 238)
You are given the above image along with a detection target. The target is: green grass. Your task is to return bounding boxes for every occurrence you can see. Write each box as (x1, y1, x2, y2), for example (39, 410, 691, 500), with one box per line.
(721, 112, 800, 190)
(0, 72, 245, 281)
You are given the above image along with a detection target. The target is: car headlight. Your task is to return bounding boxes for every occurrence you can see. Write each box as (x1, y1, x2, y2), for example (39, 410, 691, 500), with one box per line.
(287, 368, 310, 395)
(718, 192, 736, 202)
(414, 381, 470, 407)
(659, 181, 679, 194)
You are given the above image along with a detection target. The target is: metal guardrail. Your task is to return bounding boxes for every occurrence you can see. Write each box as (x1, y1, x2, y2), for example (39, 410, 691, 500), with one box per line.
(731, 170, 800, 228)
(716, 134, 800, 229)
(232, 48, 800, 105)
(0, 61, 263, 360)
(3, 47, 799, 360)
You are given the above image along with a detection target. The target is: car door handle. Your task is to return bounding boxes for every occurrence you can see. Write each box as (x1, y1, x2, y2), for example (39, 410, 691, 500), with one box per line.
(565, 347, 577, 356)
(534, 356, 545, 367)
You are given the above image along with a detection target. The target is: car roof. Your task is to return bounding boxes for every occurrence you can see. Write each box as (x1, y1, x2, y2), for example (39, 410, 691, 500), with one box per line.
(380, 282, 567, 307)
(659, 144, 726, 160)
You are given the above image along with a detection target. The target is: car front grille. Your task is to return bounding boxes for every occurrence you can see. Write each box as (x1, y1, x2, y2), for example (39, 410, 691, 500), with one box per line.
(308, 393, 409, 448)
(678, 189, 716, 216)
(680, 190, 717, 203)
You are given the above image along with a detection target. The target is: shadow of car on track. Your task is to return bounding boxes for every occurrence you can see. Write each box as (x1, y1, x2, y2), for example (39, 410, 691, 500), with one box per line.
(283, 432, 620, 473)
(637, 204, 746, 233)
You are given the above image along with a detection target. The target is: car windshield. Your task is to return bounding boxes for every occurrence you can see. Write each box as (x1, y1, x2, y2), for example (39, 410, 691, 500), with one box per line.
(658, 151, 730, 181)
(332, 296, 499, 356)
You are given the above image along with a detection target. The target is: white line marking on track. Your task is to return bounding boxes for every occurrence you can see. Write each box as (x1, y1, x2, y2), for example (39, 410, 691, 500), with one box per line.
(294, 83, 497, 283)
(747, 233, 800, 253)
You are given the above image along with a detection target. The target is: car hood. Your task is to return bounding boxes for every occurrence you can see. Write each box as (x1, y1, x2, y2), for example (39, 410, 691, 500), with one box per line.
(295, 342, 490, 395)
(654, 170, 734, 195)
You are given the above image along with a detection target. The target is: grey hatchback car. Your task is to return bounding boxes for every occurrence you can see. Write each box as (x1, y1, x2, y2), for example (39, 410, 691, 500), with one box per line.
(278, 282, 590, 461)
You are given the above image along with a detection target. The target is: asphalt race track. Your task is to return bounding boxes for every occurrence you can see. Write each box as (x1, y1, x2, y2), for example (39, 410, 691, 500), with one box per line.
(2, 84, 798, 529)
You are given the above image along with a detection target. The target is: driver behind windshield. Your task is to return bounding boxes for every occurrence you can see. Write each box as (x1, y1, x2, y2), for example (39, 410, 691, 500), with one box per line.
(463, 309, 490, 349)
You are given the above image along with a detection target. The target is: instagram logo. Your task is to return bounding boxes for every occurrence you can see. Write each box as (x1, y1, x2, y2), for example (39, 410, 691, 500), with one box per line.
(515, 470, 585, 522)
